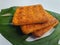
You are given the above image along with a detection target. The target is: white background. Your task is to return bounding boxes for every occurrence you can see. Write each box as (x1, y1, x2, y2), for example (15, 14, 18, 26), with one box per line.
(0, 0, 60, 45)
(0, 0, 60, 13)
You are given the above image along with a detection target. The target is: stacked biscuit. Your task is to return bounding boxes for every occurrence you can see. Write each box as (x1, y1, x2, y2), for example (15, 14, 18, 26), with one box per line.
(12, 4, 59, 37)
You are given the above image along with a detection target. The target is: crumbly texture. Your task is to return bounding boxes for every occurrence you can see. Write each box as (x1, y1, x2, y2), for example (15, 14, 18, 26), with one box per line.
(12, 4, 48, 25)
(32, 19, 59, 37)
(21, 11, 59, 34)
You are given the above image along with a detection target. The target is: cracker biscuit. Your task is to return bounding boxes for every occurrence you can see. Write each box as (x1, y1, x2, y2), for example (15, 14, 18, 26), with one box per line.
(12, 4, 48, 25)
(32, 19, 59, 37)
(21, 11, 58, 34)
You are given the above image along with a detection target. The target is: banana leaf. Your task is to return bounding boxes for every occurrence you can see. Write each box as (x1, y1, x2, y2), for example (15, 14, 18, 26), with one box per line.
(0, 7, 60, 45)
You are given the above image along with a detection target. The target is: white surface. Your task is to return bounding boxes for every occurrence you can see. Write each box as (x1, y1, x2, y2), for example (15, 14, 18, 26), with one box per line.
(26, 28, 55, 42)
(0, 0, 60, 13)
(0, 34, 12, 45)
(58, 40, 60, 44)
(0, 0, 60, 45)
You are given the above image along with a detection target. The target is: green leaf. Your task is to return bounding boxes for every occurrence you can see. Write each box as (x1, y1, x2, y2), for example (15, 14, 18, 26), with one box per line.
(0, 7, 17, 25)
(0, 7, 60, 45)
(1, 6, 17, 15)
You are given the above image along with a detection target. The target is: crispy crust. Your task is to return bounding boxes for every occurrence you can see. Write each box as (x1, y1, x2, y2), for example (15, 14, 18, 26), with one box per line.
(12, 4, 48, 25)
(21, 11, 58, 34)
(32, 19, 59, 37)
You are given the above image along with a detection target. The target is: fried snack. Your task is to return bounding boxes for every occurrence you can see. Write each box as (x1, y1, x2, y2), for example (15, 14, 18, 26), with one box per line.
(12, 4, 48, 25)
(32, 19, 59, 37)
(21, 11, 58, 34)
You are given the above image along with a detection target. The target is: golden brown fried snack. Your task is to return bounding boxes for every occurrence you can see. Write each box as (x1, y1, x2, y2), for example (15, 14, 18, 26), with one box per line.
(21, 11, 58, 34)
(12, 4, 48, 25)
(32, 19, 59, 37)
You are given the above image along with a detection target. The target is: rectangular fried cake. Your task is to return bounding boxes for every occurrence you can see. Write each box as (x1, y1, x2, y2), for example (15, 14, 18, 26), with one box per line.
(32, 18, 59, 37)
(12, 4, 48, 25)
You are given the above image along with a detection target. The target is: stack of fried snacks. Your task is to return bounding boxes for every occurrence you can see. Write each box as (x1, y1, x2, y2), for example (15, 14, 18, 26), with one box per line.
(12, 4, 59, 37)
(21, 11, 59, 34)
(32, 12, 59, 37)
